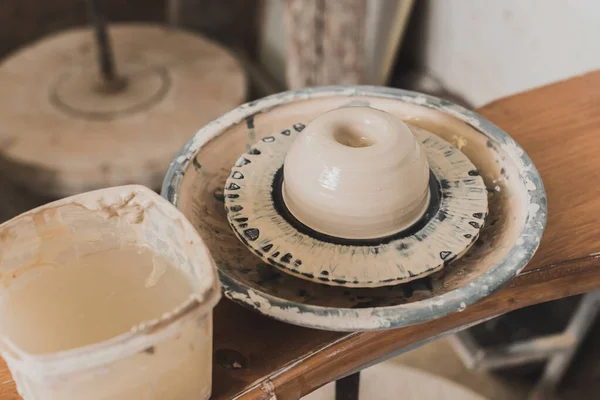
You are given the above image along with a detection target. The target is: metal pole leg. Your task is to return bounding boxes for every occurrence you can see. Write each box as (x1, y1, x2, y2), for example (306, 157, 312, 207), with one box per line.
(335, 372, 360, 400)
(529, 290, 600, 399)
(85, 0, 127, 92)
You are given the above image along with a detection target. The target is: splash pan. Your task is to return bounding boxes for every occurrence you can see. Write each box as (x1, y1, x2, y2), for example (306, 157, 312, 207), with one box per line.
(163, 87, 547, 331)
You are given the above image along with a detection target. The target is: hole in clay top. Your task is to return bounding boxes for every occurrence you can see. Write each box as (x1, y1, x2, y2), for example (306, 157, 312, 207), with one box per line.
(332, 122, 376, 148)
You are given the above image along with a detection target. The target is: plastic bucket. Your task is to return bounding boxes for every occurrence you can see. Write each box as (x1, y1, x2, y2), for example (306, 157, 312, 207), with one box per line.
(0, 185, 220, 399)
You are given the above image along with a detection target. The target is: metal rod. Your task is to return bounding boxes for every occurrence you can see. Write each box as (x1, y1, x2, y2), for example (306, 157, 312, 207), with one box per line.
(86, 0, 118, 82)
(335, 372, 360, 400)
(166, 0, 181, 27)
(477, 334, 575, 370)
(451, 330, 577, 371)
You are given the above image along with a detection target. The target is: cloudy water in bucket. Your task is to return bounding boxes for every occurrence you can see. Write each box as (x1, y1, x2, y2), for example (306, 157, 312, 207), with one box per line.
(0, 245, 194, 355)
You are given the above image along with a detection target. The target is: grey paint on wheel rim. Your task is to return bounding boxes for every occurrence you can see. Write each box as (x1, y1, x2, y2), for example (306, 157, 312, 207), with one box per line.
(162, 86, 547, 331)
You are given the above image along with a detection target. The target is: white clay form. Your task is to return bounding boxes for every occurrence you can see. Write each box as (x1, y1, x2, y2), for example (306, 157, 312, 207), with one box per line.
(283, 107, 431, 239)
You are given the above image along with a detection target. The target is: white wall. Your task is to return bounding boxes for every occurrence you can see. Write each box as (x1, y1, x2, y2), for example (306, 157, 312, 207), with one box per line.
(417, 0, 600, 107)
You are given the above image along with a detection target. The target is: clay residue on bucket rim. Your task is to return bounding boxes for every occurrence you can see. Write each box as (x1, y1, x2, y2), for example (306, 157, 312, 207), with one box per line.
(0, 185, 220, 368)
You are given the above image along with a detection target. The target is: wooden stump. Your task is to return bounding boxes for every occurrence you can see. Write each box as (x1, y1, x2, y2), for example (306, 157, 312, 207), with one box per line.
(0, 24, 246, 197)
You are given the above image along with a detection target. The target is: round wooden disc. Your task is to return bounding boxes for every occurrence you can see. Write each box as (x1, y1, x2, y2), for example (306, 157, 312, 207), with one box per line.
(0, 23, 246, 197)
(224, 124, 488, 288)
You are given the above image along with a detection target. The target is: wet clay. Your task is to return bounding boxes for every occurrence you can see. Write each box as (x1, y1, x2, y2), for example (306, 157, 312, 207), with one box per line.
(0, 246, 193, 355)
(282, 107, 431, 239)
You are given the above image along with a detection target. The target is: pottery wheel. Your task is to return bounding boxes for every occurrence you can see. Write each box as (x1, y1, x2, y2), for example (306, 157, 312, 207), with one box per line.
(163, 88, 546, 331)
(224, 116, 488, 287)
(0, 23, 246, 197)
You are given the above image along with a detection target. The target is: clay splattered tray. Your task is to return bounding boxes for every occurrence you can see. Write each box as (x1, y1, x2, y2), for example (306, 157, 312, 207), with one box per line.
(162, 87, 547, 331)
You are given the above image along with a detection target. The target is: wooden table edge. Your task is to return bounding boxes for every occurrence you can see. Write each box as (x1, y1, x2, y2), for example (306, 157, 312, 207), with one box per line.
(230, 255, 600, 399)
